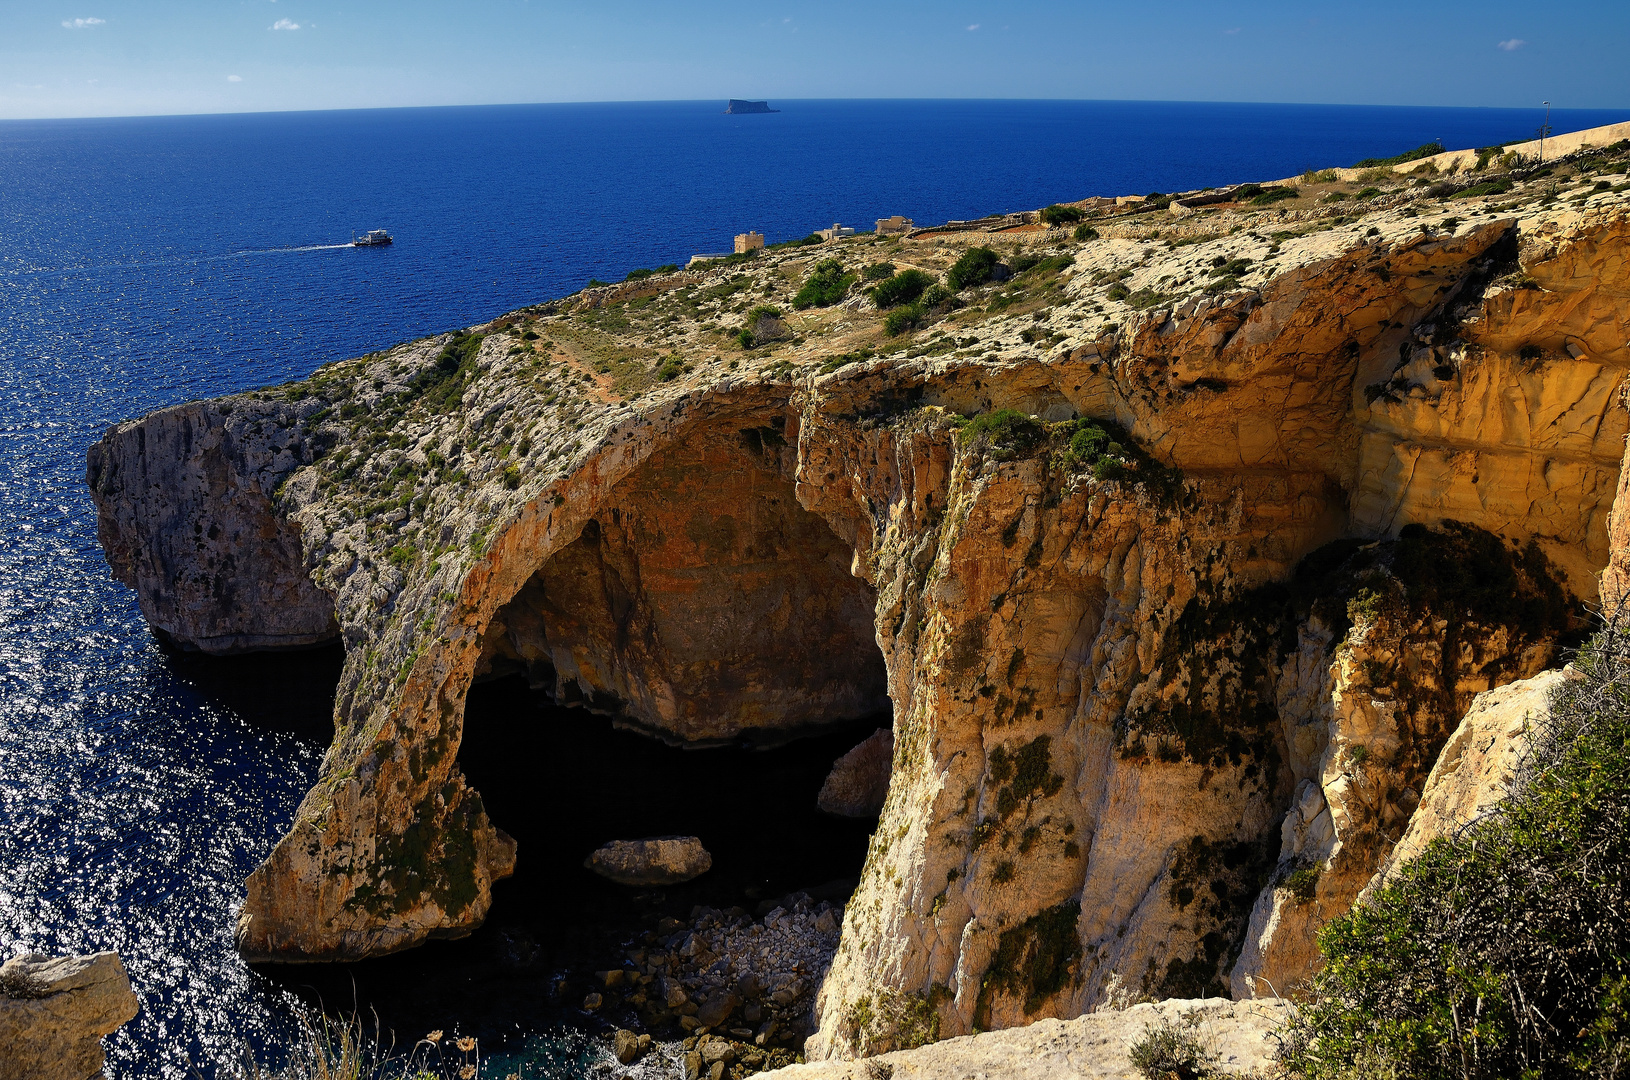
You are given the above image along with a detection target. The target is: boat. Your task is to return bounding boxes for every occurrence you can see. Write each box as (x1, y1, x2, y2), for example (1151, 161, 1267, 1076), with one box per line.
(352, 229, 393, 247)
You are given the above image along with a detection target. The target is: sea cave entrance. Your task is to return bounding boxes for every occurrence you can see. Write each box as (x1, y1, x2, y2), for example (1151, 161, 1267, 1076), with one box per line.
(459, 417, 890, 940)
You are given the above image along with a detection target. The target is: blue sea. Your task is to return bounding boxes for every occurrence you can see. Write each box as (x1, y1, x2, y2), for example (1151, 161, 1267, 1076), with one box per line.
(2, 99, 1626, 1079)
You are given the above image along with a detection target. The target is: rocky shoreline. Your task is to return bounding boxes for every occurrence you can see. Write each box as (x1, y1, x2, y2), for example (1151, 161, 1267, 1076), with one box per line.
(576, 891, 846, 1078)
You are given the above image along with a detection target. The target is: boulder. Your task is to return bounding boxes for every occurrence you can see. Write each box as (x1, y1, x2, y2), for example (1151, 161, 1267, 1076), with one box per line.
(816, 729, 893, 818)
(697, 989, 741, 1029)
(0, 952, 140, 1080)
(613, 1028, 647, 1064)
(586, 836, 712, 886)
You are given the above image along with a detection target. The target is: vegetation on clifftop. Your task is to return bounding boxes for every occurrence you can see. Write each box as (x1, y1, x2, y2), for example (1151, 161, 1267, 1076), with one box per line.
(1282, 620, 1630, 1079)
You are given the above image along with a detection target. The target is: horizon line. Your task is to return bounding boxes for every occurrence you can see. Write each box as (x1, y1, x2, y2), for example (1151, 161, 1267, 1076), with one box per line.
(3, 95, 1626, 125)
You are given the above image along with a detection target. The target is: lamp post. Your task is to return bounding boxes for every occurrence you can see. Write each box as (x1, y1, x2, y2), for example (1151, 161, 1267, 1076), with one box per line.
(1540, 101, 1551, 162)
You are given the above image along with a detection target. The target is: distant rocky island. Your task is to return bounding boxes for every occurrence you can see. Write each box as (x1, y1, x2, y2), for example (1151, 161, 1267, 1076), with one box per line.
(725, 99, 777, 114)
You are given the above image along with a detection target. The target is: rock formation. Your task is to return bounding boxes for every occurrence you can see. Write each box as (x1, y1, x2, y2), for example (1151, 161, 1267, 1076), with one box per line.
(760, 997, 1288, 1079)
(818, 730, 894, 817)
(0, 952, 140, 1080)
(587, 836, 714, 886)
(86, 139, 1630, 1055)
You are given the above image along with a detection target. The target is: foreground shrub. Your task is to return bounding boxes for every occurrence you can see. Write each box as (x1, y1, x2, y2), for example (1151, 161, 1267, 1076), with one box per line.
(870, 268, 934, 309)
(1281, 620, 1630, 1079)
(1128, 1015, 1216, 1080)
(792, 258, 856, 309)
(862, 261, 896, 281)
(1040, 203, 1085, 225)
(1074, 224, 1100, 241)
(946, 246, 1000, 291)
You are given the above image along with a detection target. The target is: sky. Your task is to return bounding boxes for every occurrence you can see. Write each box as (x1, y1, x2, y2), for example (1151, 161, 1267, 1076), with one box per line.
(0, 0, 1626, 121)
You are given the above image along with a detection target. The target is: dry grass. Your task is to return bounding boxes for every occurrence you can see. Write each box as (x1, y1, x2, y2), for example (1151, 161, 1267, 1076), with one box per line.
(223, 1009, 488, 1080)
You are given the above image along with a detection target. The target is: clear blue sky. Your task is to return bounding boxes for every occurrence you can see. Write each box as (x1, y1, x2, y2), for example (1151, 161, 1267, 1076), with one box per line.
(2, 0, 1625, 121)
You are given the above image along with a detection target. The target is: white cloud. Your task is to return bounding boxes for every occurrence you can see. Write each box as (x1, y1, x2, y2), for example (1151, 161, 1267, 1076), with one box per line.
(227, 74, 243, 82)
(1498, 38, 1526, 50)
(61, 17, 105, 29)
(966, 23, 980, 30)
(271, 18, 300, 30)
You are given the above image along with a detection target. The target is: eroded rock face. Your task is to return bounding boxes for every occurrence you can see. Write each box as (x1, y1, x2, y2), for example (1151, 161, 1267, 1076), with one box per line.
(87, 401, 339, 653)
(0, 952, 140, 1080)
(1377, 668, 1562, 882)
(86, 184, 1630, 1053)
(586, 837, 713, 886)
(818, 729, 894, 818)
(476, 425, 886, 744)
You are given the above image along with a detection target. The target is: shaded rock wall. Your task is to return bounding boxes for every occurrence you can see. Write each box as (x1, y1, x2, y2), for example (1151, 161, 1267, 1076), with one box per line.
(477, 425, 886, 744)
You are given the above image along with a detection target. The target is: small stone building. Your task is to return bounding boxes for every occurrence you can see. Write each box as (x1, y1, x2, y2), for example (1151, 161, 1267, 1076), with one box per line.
(734, 231, 764, 254)
(875, 216, 913, 236)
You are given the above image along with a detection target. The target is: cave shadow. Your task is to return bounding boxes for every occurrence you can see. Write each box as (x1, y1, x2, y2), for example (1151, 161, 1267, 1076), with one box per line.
(264, 673, 883, 1053)
(158, 639, 344, 743)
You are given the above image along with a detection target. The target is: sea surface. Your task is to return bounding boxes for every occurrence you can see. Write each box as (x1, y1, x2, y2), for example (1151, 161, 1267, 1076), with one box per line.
(2, 98, 1626, 1079)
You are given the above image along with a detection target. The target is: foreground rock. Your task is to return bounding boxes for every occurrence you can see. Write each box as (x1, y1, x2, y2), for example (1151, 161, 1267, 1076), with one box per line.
(763, 998, 1288, 1079)
(0, 952, 140, 1080)
(588, 837, 714, 886)
(1377, 668, 1563, 880)
(817, 730, 893, 818)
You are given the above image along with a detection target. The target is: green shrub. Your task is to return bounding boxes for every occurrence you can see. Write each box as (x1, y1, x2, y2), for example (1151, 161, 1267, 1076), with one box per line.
(1073, 224, 1100, 241)
(1353, 141, 1445, 169)
(623, 264, 677, 281)
(1354, 187, 1382, 198)
(1281, 860, 1324, 903)
(792, 258, 856, 309)
(501, 465, 521, 490)
(920, 283, 958, 310)
(870, 269, 935, 309)
(406, 333, 485, 413)
(1040, 203, 1085, 225)
(1452, 178, 1513, 199)
(1249, 186, 1299, 206)
(1303, 168, 1341, 183)
(1011, 253, 1075, 276)
(1280, 622, 1630, 1079)
(946, 247, 1000, 291)
(1106, 283, 1131, 302)
(1128, 1016, 1216, 1080)
(883, 303, 926, 336)
(961, 409, 1047, 457)
(863, 261, 897, 281)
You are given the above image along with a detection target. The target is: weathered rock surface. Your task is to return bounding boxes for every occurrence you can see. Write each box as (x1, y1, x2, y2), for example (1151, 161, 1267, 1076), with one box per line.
(85, 140, 1630, 1055)
(817, 729, 893, 818)
(586, 836, 713, 886)
(0, 952, 140, 1080)
(87, 402, 339, 652)
(764, 998, 1289, 1079)
(1378, 668, 1562, 880)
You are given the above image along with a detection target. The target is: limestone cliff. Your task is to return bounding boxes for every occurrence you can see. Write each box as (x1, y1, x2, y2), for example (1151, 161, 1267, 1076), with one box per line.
(86, 144, 1630, 1050)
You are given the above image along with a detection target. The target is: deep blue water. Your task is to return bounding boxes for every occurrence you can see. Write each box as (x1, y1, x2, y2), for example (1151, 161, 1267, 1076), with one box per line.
(2, 98, 1627, 1079)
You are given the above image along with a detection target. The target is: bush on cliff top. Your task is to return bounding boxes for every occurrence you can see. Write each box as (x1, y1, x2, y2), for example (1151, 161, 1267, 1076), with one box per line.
(792, 258, 856, 309)
(869, 268, 935, 309)
(947, 246, 1000, 291)
(1352, 141, 1446, 169)
(1280, 619, 1630, 1079)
